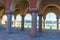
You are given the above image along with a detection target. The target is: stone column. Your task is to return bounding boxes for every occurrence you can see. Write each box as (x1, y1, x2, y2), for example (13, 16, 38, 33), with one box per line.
(56, 16, 59, 29)
(6, 11, 13, 33)
(38, 14, 42, 32)
(30, 8, 37, 37)
(21, 15, 25, 31)
(43, 16, 46, 29)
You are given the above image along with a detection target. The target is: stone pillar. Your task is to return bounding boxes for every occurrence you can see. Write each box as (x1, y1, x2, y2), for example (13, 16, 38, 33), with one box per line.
(27, 0, 39, 37)
(30, 8, 37, 37)
(43, 16, 46, 29)
(6, 11, 13, 33)
(38, 14, 42, 32)
(21, 15, 25, 31)
(56, 16, 59, 29)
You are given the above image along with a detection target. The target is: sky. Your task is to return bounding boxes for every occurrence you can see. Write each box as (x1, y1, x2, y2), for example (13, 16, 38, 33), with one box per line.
(46, 12, 56, 21)
(2, 12, 57, 21)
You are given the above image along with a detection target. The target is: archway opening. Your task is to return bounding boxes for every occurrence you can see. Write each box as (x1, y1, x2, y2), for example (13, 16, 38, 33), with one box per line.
(37, 15, 39, 28)
(2, 15, 7, 24)
(16, 14, 21, 27)
(25, 14, 32, 28)
(12, 15, 14, 27)
(46, 12, 56, 29)
(2, 15, 15, 26)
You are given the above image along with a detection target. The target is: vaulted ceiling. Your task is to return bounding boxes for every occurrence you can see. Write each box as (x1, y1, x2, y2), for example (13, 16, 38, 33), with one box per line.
(0, 0, 60, 17)
(39, 0, 60, 15)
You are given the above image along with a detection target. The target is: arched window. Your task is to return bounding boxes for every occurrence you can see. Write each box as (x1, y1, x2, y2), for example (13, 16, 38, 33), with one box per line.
(25, 14, 31, 28)
(46, 12, 56, 29)
(2, 15, 7, 24)
(16, 14, 21, 27)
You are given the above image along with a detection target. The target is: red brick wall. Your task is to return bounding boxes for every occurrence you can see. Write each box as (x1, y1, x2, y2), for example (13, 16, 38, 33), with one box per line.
(5, 0, 12, 11)
(0, 0, 12, 12)
(27, 0, 37, 8)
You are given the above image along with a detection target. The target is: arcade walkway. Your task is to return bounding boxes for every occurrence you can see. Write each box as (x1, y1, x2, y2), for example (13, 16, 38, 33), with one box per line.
(0, 24, 60, 40)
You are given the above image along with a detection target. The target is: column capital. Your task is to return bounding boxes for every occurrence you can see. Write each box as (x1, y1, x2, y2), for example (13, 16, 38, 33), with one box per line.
(56, 16, 59, 19)
(29, 8, 38, 13)
(38, 14, 43, 17)
(21, 14, 25, 17)
(5, 10, 14, 14)
(43, 16, 46, 19)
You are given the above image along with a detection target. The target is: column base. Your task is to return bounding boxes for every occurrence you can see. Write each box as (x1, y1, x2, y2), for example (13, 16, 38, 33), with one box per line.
(6, 30, 12, 34)
(30, 32, 37, 37)
(21, 28, 24, 31)
(38, 29, 42, 32)
(38, 26, 42, 32)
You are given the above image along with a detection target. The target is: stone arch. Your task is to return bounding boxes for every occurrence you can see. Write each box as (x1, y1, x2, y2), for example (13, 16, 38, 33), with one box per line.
(10, 0, 28, 11)
(24, 7, 29, 14)
(0, 2, 5, 18)
(44, 6, 59, 16)
(10, 0, 21, 11)
(0, 10, 6, 17)
(42, 4, 60, 15)
(14, 0, 29, 15)
(14, 8, 20, 18)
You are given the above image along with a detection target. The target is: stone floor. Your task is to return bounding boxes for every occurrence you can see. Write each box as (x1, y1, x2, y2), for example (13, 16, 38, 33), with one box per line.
(0, 24, 60, 40)
(0, 29, 60, 40)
